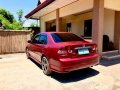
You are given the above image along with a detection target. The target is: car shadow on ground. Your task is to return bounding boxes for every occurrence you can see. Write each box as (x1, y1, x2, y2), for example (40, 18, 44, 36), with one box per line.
(100, 59, 120, 67)
(30, 58, 99, 83)
(51, 68, 99, 83)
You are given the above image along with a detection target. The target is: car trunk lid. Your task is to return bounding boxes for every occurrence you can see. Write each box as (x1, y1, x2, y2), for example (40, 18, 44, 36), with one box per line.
(56, 41, 97, 58)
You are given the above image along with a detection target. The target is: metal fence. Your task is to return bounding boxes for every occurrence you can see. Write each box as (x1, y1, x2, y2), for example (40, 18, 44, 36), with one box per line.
(0, 30, 30, 54)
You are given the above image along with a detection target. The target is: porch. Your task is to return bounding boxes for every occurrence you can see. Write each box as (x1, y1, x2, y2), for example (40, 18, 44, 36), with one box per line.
(43, 9, 120, 54)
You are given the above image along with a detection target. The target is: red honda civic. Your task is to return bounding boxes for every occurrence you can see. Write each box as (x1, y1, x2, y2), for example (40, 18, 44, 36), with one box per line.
(26, 32, 99, 75)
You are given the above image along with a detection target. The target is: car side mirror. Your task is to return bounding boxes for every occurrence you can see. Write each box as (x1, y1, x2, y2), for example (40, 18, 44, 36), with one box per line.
(27, 40, 32, 43)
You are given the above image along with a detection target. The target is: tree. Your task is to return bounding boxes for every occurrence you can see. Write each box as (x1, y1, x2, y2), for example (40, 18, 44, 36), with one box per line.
(0, 14, 11, 29)
(16, 9, 25, 26)
(0, 8, 24, 30)
(11, 20, 22, 30)
(0, 8, 23, 30)
(0, 8, 14, 23)
(0, 14, 22, 30)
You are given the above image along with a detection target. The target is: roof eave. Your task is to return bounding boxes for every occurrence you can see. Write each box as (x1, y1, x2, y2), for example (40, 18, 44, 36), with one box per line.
(25, 0, 55, 19)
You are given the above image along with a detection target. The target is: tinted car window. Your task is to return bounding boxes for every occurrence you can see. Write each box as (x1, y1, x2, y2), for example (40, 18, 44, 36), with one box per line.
(33, 34, 47, 44)
(39, 35, 47, 44)
(34, 35, 40, 41)
(51, 33, 84, 43)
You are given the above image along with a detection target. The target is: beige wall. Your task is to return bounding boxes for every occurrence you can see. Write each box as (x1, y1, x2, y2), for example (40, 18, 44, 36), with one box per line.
(105, 0, 120, 11)
(72, 12, 92, 36)
(60, 0, 93, 17)
(62, 12, 92, 36)
(40, 20, 45, 32)
(41, 11, 56, 22)
(104, 9, 115, 42)
(40, 11, 56, 32)
(61, 9, 115, 42)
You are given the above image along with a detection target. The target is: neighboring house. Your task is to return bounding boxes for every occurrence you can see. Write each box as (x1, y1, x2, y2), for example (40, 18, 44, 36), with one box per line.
(25, 0, 120, 53)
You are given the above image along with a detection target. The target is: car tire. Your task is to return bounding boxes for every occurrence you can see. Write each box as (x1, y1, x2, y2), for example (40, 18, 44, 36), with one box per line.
(26, 48, 30, 59)
(41, 56, 52, 75)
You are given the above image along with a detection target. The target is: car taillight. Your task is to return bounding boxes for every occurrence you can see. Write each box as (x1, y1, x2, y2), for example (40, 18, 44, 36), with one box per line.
(57, 46, 73, 56)
(57, 47, 67, 56)
(91, 45, 98, 53)
(58, 49, 67, 55)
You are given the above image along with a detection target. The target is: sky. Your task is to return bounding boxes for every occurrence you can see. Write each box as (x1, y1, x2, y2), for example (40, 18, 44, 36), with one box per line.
(0, 0, 38, 27)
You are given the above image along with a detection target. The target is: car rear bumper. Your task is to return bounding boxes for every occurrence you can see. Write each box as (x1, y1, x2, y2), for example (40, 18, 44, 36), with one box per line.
(50, 53, 100, 73)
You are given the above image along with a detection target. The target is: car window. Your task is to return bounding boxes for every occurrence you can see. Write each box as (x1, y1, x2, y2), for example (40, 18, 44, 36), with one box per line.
(39, 35, 47, 44)
(32, 34, 47, 44)
(34, 35, 40, 41)
(51, 33, 84, 43)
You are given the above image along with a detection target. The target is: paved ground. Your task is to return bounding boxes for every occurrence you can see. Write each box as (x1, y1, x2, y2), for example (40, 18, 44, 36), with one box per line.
(0, 53, 120, 90)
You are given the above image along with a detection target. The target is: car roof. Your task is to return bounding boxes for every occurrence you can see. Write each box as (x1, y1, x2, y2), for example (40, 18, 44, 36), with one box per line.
(40, 32, 72, 35)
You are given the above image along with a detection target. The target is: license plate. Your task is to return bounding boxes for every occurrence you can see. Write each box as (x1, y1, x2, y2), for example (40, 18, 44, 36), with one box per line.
(78, 49, 89, 55)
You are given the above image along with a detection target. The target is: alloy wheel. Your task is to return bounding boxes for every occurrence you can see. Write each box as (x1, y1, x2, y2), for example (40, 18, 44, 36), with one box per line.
(42, 57, 52, 75)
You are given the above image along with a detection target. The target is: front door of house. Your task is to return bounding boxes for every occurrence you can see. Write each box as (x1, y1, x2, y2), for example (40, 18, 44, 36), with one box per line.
(84, 19, 92, 37)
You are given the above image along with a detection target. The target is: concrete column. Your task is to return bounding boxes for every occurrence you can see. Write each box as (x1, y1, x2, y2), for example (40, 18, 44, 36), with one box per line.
(39, 18, 41, 32)
(92, 0, 104, 53)
(56, 8, 61, 32)
(114, 11, 120, 52)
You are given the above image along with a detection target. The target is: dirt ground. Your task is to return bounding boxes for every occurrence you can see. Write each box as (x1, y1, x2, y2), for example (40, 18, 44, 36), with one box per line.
(0, 53, 120, 90)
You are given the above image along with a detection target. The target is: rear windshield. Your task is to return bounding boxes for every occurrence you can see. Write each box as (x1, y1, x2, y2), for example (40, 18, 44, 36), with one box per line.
(51, 33, 84, 43)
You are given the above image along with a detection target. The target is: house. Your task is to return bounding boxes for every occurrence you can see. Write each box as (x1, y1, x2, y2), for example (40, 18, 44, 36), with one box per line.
(25, 0, 120, 53)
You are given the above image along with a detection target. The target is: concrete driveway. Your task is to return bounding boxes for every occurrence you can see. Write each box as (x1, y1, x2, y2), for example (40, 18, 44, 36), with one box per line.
(0, 53, 120, 90)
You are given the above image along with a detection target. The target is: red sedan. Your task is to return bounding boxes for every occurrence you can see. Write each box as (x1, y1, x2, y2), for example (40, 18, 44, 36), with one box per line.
(26, 32, 99, 75)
